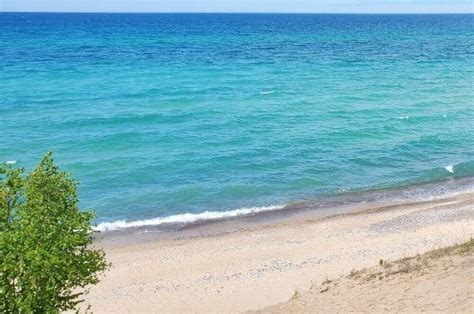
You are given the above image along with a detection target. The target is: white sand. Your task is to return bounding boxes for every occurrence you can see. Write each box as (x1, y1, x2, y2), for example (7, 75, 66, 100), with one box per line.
(84, 192, 473, 313)
(259, 240, 473, 313)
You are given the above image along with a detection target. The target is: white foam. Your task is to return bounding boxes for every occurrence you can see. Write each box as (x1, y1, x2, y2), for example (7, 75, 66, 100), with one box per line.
(398, 115, 409, 120)
(5, 160, 16, 165)
(95, 204, 285, 232)
(445, 164, 454, 173)
(260, 91, 275, 95)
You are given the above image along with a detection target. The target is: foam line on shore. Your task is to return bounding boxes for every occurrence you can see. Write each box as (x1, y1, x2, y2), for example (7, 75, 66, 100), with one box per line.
(95, 176, 474, 233)
(95, 204, 285, 232)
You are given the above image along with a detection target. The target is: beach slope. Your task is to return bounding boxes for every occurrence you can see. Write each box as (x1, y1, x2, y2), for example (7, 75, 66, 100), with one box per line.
(258, 239, 473, 313)
(84, 192, 473, 312)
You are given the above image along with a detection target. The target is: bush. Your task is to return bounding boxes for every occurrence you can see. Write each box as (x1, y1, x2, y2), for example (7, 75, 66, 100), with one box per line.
(0, 152, 108, 312)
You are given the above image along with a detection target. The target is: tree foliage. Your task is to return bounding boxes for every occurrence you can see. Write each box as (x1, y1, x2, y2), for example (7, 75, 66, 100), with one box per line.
(0, 152, 108, 312)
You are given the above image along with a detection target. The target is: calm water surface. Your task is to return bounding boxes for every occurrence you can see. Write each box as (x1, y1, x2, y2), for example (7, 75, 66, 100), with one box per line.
(1, 13, 473, 229)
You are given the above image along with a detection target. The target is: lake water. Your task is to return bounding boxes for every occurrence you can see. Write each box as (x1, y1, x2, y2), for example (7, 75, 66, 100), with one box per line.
(1, 13, 473, 230)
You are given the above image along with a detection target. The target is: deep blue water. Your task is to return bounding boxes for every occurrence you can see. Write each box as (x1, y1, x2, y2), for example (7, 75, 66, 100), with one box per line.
(1, 13, 473, 230)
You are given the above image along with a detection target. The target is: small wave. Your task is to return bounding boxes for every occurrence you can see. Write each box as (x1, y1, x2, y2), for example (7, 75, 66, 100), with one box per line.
(5, 160, 17, 165)
(445, 164, 454, 173)
(260, 91, 275, 95)
(95, 204, 285, 232)
(398, 116, 409, 120)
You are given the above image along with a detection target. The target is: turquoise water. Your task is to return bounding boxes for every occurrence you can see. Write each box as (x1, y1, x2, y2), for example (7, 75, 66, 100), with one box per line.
(1, 13, 473, 230)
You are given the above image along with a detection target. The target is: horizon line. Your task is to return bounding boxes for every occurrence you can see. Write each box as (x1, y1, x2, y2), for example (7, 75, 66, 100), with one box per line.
(1, 11, 473, 15)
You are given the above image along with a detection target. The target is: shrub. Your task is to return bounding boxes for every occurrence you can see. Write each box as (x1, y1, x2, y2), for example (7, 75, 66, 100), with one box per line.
(0, 152, 108, 312)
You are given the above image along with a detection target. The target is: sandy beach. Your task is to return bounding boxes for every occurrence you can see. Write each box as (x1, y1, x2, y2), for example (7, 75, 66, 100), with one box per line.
(84, 191, 473, 312)
(3, 9, 473, 314)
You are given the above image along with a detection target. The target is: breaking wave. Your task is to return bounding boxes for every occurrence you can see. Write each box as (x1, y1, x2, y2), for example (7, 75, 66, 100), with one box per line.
(95, 204, 285, 232)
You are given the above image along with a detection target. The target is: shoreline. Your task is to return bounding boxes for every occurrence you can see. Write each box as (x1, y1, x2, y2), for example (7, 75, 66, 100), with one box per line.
(96, 176, 473, 247)
(85, 187, 473, 312)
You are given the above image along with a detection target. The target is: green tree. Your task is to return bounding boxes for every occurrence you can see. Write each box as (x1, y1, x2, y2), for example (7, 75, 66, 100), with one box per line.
(0, 152, 108, 313)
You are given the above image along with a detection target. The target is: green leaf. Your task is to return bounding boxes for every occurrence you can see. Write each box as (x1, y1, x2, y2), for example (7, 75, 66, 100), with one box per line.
(0, 152, 109, 312)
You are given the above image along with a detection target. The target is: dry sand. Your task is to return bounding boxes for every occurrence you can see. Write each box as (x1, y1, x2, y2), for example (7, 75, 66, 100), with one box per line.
(258, 239, 473, 313)
(84, 191, 473, 313)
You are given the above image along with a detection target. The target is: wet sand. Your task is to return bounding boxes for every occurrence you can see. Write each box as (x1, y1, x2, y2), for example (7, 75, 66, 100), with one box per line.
(84, 191, 473, 312)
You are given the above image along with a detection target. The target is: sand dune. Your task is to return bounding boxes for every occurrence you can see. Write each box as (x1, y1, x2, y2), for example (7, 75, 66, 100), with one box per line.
(258, 239, 473, 313)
